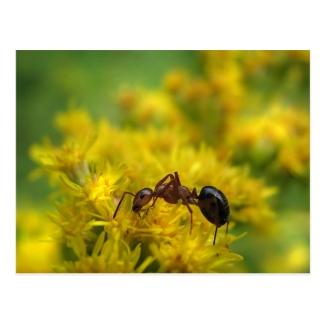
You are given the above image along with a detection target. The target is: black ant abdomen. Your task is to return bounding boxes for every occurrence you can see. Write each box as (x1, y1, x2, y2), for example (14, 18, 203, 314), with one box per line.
(197, 186, 230, 245)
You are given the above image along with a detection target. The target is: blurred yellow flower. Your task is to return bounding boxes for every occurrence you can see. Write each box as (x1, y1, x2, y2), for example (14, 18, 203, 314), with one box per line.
(16, 209, 61, 273)
(54, 101, 94, 137)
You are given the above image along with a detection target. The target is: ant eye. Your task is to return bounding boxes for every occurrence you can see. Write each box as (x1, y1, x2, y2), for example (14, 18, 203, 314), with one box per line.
(140, 191, 146, 199)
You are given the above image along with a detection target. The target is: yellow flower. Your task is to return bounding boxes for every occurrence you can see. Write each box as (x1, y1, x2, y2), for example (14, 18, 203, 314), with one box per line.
(59, 159, 127, 217)
(28, 105, 280, 272)
(16, 240, 61, 273)
(19, 50, 309, 273)
(16, 209, 61, 273)
(149, 223, 246, 273)
(134, 90, 184, 126)
(163, 70, 188, 93)
(222, 102, 310, 177)
(29, 135, 97, 185)
(54, 232, 154, 273)
(117, 87, 138, 111)
(46, 200, 108, 243)
(261, 211, 310, 273)
(107, 195, 188, 245)
(54, 101, 94, 138)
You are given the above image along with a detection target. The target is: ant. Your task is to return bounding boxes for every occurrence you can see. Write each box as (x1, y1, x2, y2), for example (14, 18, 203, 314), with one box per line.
(112, 172, 230, 245)
(112, 172, 196, 230)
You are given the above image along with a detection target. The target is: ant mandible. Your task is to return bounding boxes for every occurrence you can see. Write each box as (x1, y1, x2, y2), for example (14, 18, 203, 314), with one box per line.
(112, 172, 230, 245)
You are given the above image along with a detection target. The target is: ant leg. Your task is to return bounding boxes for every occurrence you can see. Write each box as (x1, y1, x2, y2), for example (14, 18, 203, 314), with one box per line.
(143, 207, 151, 216)
(178, 191, 194, 235)
(174, 171, 182, 186)
(213, 220, 229, 247)
(224, 219, 230, 248)
(214, 222, 229, 247)
(213, 226, 218, 245)
(112, 191, 135, 219)
(150, 178, 176, 208)
(155, 173, 175, 189)
(149, 173, 176, 208)
(174, 173, 195, 234)
(169, 175, 179, 204)
(136, 208, 149, 219)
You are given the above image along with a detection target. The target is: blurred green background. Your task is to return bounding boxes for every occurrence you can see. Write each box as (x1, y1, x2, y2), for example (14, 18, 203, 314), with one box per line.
(17, 51, 202, 206)
(16, 50, 310, 272)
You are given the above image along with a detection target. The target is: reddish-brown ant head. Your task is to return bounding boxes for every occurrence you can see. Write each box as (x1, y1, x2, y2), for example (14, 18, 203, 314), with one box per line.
(132, 188, 153, 212)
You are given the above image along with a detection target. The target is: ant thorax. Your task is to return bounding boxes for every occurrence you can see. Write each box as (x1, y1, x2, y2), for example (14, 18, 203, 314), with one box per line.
(156, 184, 176, 204)
(178, 186, 196, 205)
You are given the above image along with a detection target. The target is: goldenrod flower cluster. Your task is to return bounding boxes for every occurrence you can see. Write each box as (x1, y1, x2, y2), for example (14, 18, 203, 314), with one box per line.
(161, 50, 310, 177)
(18, 50, 309, 273)
(26, 103, 276, 273)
